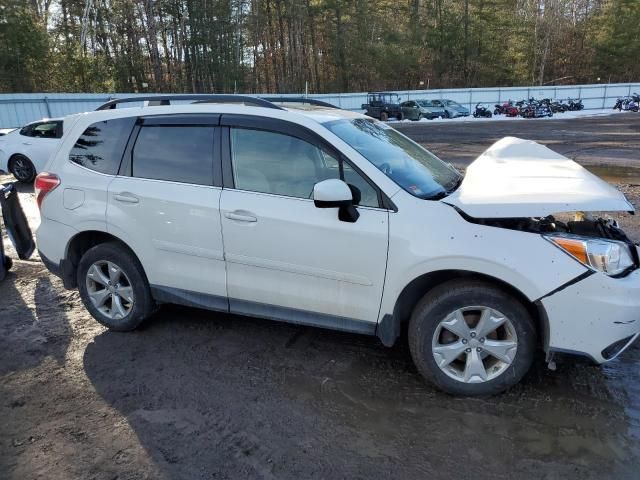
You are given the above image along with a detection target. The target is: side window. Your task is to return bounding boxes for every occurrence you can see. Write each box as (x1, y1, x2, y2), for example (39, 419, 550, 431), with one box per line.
(230, 128, 380, 207)
(32, 122, 58, 139)
(231, 128, 336, 199)
(132, 125, 214, 185)
(69, 117, 135, 175)
(19, 125, 34, 137)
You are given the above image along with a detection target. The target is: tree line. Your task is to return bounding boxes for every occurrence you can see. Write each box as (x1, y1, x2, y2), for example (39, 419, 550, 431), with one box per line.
(1, 0, 638, 94)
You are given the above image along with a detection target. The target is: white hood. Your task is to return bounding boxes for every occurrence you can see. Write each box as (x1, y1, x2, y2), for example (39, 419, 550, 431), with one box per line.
(444, 137, 635, 218)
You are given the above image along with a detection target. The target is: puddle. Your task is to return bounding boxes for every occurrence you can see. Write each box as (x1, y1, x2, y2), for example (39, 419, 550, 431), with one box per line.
(585, 165, 640, 184)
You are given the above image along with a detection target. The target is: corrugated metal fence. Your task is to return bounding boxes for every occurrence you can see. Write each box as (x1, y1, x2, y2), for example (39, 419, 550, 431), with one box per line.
(1, 83, 640, 127)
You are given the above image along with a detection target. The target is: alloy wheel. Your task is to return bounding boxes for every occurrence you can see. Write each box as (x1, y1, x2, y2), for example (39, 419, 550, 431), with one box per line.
(12, 156, 34, 182)
(85, 260, 135, 320)
(431, 306, 518, 383)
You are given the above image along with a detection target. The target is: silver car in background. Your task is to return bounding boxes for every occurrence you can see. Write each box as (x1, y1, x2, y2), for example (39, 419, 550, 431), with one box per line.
(429, 99, 470, 118)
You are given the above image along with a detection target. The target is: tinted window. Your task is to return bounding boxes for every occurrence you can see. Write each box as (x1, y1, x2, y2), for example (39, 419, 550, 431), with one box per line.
(19, 124, 35, 136)
(132, 126, 213, 185)
(231, 128, 379, 207)
(32, 121, 60, 139)
(70, 118, 135, 174)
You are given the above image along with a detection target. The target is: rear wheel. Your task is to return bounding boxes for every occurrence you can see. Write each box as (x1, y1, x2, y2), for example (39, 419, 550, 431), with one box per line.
(9, 155, 36, 183)
(408, 279, 536, 396)
(380, 111, 389, 122)
(77, 242, 155, 331)
(396, 112, 404, 120)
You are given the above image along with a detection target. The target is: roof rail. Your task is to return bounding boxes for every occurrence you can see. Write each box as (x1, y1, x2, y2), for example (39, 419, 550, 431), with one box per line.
(259, 97, 339, 109)
(95, 94, 284, 111)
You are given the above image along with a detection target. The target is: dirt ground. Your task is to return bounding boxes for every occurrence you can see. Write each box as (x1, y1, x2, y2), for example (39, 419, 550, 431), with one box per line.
(1, 114, 640, 480)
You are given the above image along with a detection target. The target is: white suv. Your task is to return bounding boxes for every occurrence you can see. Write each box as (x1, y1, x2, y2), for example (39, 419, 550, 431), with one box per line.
(35, 95, 640, 395)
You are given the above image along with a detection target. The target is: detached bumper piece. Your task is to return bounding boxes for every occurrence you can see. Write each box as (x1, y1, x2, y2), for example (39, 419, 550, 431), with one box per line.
(0, 182, 35, 280)
(602, 333, 639, 360)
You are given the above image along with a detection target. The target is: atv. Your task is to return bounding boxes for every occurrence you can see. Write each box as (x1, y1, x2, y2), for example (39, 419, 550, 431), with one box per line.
(362, 92, 404, 121)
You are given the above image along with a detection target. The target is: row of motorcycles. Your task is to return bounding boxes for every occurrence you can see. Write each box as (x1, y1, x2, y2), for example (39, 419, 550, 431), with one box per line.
(474, 97, 584, 118)
(613, 93, 639, 112)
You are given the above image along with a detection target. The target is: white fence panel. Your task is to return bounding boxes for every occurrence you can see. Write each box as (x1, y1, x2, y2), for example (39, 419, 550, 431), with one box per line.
(1, 82, 640, 127)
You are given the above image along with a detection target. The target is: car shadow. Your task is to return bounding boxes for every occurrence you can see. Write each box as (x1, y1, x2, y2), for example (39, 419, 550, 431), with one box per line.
(82, 304, 639, 479)
(0, 265, 72, 376)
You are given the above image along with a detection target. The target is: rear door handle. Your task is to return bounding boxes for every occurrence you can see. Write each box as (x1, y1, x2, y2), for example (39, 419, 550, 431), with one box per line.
(224, 211, 257, 222)
(114, 192, 139, 204)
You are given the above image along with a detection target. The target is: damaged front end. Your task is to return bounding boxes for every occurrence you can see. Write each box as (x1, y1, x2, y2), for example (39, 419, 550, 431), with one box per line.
(461, 211, 640, 277)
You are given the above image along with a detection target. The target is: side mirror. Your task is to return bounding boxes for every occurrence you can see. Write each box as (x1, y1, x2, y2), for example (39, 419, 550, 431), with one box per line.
(313, 179, 359, 223)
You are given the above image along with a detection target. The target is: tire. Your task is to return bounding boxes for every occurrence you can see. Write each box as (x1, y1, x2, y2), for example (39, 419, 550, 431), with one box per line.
(493, 109, 500, 115)
(380, 111, 389, 122)
(396, 112, 404, 121)
(416, 113, 423, 121)
(408, 279, 536, 396)
(77, 242, 155, 331)
(9, 155, 36, 183)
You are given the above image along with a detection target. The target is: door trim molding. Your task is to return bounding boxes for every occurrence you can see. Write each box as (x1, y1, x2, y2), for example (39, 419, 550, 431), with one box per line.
(229, 298, 376, 335)
(151, 285, 229, 312)
(149, 284, 376, 336)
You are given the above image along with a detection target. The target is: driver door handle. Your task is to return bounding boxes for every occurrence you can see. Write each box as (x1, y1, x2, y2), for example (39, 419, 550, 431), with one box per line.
(224, 211, 257, 222)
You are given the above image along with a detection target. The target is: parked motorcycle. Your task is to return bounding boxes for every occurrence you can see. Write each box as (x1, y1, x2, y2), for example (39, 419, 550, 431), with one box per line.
(567, 98, 584, 111)
(473, 103, 493, 118)
(520, 100, 553, 118)
(614, 97, 639, 112)
(494, 101, 519, 117)
(541, 98, 567, 113)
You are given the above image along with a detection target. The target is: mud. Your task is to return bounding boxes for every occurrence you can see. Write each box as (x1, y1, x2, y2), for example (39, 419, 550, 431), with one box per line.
(1, 114, 640, 479)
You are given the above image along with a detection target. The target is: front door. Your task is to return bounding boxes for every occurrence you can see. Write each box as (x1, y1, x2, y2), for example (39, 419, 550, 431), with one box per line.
(219, 118, 389, 330)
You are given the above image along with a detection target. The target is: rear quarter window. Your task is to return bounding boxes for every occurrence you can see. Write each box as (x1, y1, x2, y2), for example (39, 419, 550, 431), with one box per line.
(69, 118, 135, 175)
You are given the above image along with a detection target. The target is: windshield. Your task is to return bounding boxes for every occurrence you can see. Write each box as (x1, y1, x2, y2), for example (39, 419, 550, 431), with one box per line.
(323, 118, 461, 199)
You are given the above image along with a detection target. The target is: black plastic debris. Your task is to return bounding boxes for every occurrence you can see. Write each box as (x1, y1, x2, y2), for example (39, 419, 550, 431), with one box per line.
(0, 183, 35, 280)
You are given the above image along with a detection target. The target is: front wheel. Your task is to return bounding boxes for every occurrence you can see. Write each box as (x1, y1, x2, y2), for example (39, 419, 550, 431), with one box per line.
(77, 242, 155, 331)
(408, 279, 536, 396)
(380, 111, 389, 122)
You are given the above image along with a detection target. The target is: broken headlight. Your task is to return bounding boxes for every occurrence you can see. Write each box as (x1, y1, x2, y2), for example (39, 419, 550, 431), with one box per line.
(545, 235, 636, 276)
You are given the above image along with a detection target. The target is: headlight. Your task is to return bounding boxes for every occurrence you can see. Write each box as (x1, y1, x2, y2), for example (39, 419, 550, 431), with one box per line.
(545, 235, 636, 276)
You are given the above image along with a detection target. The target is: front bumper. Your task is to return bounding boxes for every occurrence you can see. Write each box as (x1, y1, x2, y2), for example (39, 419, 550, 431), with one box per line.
(541, 268, 640, 363)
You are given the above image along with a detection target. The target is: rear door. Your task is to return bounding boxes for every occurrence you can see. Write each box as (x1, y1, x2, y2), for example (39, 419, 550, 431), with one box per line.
(26, 121, 62, 171)
(219, 115, 389, 329)
(106, 114, 227, 308)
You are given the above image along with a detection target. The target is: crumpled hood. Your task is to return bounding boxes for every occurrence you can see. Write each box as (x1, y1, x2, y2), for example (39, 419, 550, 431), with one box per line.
(444, 137, 635, 218)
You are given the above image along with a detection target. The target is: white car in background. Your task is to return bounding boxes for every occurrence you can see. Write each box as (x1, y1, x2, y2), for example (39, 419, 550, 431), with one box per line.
(0, 118, 63, 182)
